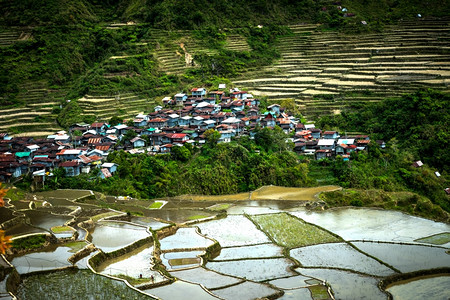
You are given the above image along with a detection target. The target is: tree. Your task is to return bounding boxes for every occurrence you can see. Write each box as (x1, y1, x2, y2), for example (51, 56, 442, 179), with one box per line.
(109, 116, 122, 126)
(171, 145, 192, 162)
(204, 129, 221, 146)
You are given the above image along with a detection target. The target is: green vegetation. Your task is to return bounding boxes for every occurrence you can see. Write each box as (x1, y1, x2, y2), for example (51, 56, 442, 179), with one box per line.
(249, 213, 341, 248)
(50, 226, 74, 233)
(208, 204, 232, 211)
(65, 241, 88, 253)
(5, 188, 25, 202)
(12, 234, 46, 250)
(187, 215, 210, 221)
(414, 233, 450, 245)
(317, 89, 449, 214)
(42, 130, 310, 198)
(308, 284, 331, 300)
(318, 89, 449, 172)
(148, 202, 163, 209)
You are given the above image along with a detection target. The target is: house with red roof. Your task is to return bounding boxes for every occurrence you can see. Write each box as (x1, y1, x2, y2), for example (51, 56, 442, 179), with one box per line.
(191, 88, 206, 98)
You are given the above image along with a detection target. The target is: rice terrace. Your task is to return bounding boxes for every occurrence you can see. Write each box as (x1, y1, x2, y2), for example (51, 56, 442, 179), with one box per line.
(1, 186, 449, 299)
(1, 0, 450, 299)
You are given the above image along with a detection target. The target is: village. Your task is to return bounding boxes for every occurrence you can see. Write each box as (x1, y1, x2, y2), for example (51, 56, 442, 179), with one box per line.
(0, 87, 384, 182)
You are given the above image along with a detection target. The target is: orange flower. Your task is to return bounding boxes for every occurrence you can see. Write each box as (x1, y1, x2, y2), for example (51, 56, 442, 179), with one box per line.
(0, 230, 12, 254)
(0, 183, 7, 207)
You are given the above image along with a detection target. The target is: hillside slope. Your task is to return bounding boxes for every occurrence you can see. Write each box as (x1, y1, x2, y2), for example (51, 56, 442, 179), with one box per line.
(0, 0, 449, 136)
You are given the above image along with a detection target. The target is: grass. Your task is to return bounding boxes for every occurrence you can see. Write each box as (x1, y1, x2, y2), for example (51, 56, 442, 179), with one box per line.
(5, 187, 25, 202)
(308, 284, 331, 300)
(188, 215, 210, 221)
(149, 201, 164, 209)
(208, 203, 232, 211)
(51, 226, 74, 233)
(414, 232, 450, 245)
(64, 241, 88, 253)
(249, 213, 341, 248)
(12, 234, 46, 250)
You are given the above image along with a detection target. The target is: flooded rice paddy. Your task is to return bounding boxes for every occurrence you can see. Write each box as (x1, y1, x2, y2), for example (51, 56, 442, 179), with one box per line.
(97, 244, 162, 280)
(3, 186, 450, 299)
(206, 257, 296, 281)
(196, 215, 271, 247)
(159, 227, 213, 251)
(291, 208, 450, 246)
(213, 243, 284, 260)
(290, 242, 396, 276)
(161, 250, 204, 270)
(90, 221, 149, 253)
(351, 242, 450, 273)
(210, 281, 281, 300)
(169, 267, 242, 289)
(386, 275, 450, 300)
(11, 244, 82, 274)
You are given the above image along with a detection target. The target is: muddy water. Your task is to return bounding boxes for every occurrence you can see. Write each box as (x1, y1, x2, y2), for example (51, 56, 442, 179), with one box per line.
(0, 207, 15, 223)
(23, 210, 72, 231)
(34, 189, 94, 200)
(5, 224, 46, 236)
(386, 275, 450, 300)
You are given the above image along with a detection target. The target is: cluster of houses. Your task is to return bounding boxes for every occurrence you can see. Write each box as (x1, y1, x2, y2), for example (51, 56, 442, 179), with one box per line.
(0, 87, 383, 182)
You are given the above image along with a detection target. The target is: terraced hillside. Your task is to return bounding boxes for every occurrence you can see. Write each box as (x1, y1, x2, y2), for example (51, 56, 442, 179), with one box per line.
(1, 19, 448, 136)
(141, 29, 250, 75)
(77, 92, 156, 122)
(0, 81, 64, 137)
(0, 27, 32, 47)
(233, 18, 450, 118)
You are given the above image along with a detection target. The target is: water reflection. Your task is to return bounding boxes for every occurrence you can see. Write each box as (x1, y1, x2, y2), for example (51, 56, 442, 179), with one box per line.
(90, 221, 149, 253)
(386, 275, 450, 300)
(290, 208, 450, 245)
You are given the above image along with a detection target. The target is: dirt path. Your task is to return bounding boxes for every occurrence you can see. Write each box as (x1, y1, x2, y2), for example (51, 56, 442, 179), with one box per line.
(172, 185, 341, 202)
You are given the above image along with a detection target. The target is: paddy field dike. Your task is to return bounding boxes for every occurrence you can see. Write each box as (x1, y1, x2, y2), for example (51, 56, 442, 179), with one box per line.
(1, 186, 449, 300)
